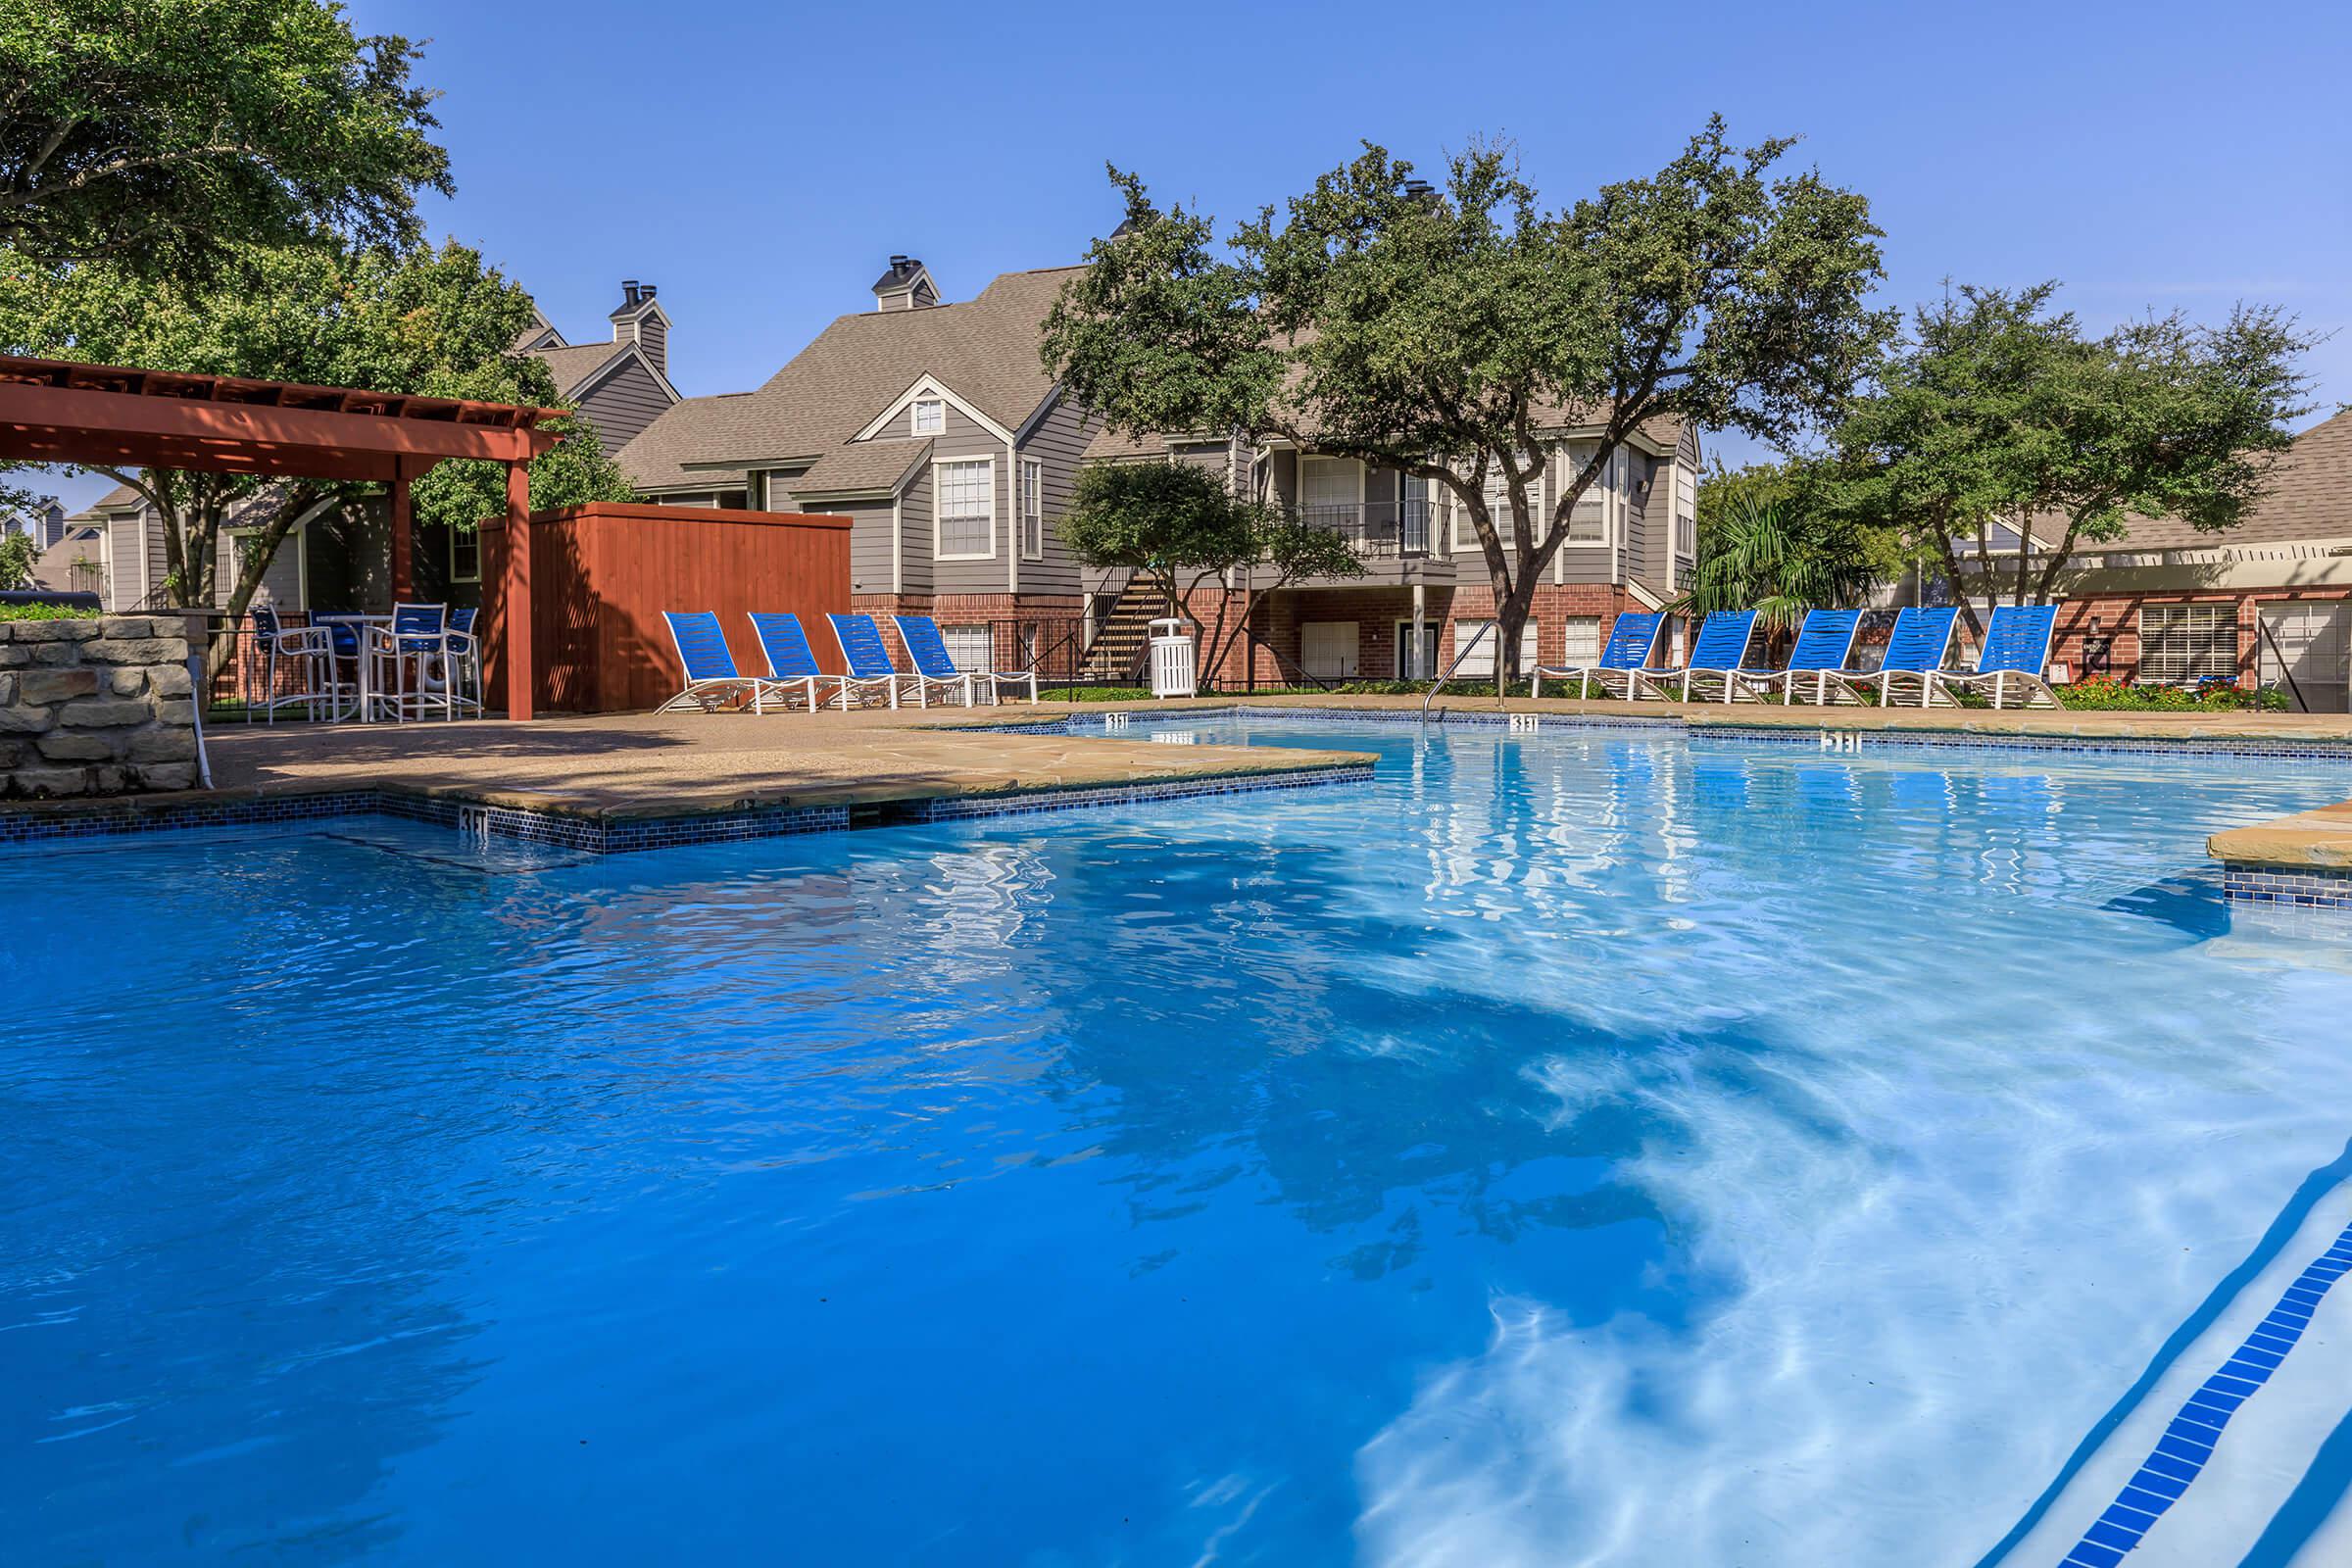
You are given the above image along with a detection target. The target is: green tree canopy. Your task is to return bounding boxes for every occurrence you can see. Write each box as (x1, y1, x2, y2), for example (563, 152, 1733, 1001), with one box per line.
(0, 239, 628, 636)
(0, 529, 34, 590)
(1822, 282, 2316, 638)
(1061, 459, 1360, 687)
(0, 0, 451, 274)
(1043, 119, 1894, 693)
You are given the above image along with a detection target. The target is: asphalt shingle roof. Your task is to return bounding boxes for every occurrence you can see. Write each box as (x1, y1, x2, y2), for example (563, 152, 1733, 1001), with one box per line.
(531, 343, 628, 399)
(614, 393, 760, 491)
(2101, 411, 2352, 552)
(786, 440, 932, 497)
(616, 267, 1084, 495)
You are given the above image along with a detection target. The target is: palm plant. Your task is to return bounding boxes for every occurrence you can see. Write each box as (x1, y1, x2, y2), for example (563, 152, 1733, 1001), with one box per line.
(1672, 491, 1882, 635)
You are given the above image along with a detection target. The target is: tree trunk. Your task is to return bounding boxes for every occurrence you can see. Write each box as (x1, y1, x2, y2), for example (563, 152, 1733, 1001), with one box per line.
(1933, 520, 1984, 644)
(2032, 517, 2086, 605)
(209, 487, 322, 682)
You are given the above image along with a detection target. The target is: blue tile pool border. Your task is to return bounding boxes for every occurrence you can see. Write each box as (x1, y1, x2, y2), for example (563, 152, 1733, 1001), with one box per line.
(2220, 864, 2352, 909)
(0, 760, 1376, 857)
(2059, 1218, 2352, 1567)
(984, 703, 2352, 762)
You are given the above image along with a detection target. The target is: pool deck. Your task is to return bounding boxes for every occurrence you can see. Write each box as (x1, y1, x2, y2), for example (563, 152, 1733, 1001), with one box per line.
(4, 695, 2351, 871)
(187, 707, 1376, 823)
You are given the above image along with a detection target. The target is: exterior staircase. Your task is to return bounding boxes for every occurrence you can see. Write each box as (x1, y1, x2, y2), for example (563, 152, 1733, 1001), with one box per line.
(1081, 576, 1168, 683)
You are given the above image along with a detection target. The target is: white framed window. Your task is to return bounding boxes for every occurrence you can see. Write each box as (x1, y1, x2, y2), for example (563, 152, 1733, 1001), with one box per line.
(1020, 460, 1045, 560)
(941, 623, 994, 670)
(935, 458, 995, 559)
(450, 528, 480, 584)
(1450, 618, 1537, 678)
(910, 398, 945, 436)
(1562, 445, 1603, 545)
(1562, 615, 1600, 665)
(1300, 621, 1359, 678)
(2139, 604, 2236, 684)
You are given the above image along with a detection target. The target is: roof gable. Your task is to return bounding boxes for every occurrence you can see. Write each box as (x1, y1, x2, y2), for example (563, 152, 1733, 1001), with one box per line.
(655, 266, 1084, 476)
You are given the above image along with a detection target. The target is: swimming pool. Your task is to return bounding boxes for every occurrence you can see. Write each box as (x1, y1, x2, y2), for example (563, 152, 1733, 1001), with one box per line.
(8, 715, 2352, 1565)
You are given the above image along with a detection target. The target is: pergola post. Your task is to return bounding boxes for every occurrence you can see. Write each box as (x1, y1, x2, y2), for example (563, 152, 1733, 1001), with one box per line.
(389, 455, 413, 603)
(503, 460, 533, 720)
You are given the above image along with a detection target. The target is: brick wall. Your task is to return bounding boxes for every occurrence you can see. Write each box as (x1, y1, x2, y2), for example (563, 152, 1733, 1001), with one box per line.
(0, 615, 200, 796)
(852, 592, 1088, 678)
(1189, 582, 1660, 686)
(2050, 587, 2352, 688)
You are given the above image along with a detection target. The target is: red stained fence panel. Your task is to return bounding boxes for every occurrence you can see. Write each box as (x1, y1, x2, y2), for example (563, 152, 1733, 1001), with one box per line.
(480, 503, 853, 714)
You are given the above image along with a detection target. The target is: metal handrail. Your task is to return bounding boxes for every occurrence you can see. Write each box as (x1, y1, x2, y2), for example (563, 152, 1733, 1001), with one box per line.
(1420, 618, 1494, 721)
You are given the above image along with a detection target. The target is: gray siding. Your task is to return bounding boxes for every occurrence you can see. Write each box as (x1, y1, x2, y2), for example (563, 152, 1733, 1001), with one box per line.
(899, 466, 932, 595)
(1624, 451, 1657, 589)
(103, 512, 147, 609)
(1011, 393, 1097, 597)
(845, 499, 900, 597)
(575, 355, 675, 454)
(224, 524, 307, 610)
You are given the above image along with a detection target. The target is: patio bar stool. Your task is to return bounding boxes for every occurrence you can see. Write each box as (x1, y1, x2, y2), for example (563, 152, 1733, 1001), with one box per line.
(247, 606, 345, 723)
(367, 603, 455, 722)
(443, 605, 483, 716)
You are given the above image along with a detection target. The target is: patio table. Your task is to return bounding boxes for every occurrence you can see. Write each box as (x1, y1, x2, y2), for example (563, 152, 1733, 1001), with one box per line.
(310, 613, 393, 723)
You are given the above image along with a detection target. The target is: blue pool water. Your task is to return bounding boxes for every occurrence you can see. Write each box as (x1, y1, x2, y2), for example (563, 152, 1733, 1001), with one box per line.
(8, 717, 2352, 1565)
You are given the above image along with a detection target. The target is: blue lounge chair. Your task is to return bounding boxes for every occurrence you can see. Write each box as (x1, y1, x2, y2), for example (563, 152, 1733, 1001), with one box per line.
(1636, 610, 1762, 702)
(827, 612, 972, 709)
(1532, 611, 1666, 699)
(1930, 604, 2064, 710)
(894, 615, 1037, 705)
(1732, 609, 1863, 705)
(745, 612, 855, 711)
(659, 611, 771, 713)
(1814, 607, 1961, 707)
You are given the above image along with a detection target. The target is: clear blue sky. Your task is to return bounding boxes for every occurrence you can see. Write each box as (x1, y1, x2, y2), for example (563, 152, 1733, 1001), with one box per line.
(40, 0, 2352, 509)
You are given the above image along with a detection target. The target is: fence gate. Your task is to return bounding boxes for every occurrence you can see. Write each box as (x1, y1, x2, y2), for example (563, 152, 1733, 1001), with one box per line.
(2260, 603, 2352, 712)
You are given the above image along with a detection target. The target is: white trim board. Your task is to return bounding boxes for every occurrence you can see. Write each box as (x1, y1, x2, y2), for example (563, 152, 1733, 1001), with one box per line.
(856, 373, 1019, 446)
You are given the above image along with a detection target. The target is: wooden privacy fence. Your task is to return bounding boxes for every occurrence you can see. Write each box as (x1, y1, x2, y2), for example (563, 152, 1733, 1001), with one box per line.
(480, 502, 853, 714)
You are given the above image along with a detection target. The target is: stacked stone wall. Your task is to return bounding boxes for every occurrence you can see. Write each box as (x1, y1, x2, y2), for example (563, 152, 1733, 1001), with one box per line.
(0, 616, 199, 796)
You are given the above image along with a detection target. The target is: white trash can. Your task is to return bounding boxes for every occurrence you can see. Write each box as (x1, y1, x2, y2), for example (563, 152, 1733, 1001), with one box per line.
(1148, 616, 1198, 699)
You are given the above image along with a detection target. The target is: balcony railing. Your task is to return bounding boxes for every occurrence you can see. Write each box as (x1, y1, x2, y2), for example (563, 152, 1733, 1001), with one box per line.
(1285, 500, 1444, 560)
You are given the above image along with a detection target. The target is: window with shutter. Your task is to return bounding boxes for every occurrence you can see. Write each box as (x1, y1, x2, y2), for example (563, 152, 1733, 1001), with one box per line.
(2138, 605, 2235, 683)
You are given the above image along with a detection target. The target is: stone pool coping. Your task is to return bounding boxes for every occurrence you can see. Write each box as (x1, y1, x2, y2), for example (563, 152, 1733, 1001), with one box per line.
(0, 710, 1379, 854)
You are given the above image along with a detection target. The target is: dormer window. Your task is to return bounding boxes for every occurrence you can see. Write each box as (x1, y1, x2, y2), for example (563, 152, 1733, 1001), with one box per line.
(910, 399, 944, 436)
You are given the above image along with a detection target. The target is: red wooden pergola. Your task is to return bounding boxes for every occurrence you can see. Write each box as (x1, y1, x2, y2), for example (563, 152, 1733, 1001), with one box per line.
(0, 354, 566, 718)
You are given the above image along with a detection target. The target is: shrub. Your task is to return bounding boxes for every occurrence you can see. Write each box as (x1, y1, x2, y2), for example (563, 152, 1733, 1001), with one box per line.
(0, 602, 98, 622)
